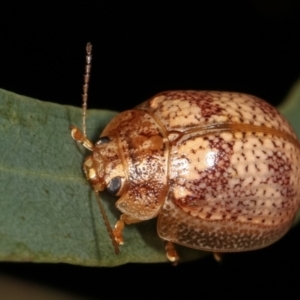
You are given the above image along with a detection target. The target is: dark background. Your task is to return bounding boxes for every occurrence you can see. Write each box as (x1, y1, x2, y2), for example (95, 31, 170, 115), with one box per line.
(1, 1, 300, 299)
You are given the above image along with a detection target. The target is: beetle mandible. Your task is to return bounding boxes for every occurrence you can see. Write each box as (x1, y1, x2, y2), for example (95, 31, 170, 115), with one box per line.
(71, 43, 300, 263)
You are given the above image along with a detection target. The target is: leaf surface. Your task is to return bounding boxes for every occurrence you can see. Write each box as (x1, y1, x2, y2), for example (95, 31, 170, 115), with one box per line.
(278, 79, 300, 226)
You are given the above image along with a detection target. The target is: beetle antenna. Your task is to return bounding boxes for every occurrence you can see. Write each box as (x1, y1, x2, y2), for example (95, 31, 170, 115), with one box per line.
(70, 43, 94, 150)
(82, 42, 92, 136)
(94, 191, 120, 255)
(85, 43, 119, 255)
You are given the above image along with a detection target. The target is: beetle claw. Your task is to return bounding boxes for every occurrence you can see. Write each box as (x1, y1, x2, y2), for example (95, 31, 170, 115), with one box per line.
(113, 232, 124, 245)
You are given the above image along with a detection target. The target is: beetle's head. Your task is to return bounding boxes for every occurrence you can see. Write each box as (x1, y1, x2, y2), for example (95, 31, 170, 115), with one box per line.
(83, 135, 127, 196)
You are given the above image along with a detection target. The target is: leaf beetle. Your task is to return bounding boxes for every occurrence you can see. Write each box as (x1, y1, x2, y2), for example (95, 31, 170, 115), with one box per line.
(71, 43, 300, 263)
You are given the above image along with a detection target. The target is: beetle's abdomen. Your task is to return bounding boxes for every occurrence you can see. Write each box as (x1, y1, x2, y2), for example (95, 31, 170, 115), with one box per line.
(138, 91, 300, 251)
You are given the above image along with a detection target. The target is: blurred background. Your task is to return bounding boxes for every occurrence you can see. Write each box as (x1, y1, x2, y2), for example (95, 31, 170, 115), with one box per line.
(1, 1, 300, 299)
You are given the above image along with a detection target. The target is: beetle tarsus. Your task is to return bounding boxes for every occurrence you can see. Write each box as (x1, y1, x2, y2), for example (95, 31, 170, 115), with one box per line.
(165, 241, 179, 265)
(113, 214, 144, 245)
(113, 219, 125, 245)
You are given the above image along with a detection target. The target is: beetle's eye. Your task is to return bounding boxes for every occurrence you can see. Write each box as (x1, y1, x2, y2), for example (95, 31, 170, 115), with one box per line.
(96, 136, 111, 145)
(107, 177, 122, 195)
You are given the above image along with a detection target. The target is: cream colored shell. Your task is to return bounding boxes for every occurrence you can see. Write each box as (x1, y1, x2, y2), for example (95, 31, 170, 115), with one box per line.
(138, 91, 300, 251)
(95, 91, 300, 252)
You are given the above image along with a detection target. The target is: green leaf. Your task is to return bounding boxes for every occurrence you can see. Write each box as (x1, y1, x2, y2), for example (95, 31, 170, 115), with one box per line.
(0, 88, 205, 266)
(278, 79, 300, 227)
(278, 78, 300, 140)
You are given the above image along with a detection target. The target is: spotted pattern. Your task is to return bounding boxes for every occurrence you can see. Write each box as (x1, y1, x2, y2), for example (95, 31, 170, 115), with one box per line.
(137, 91, 296, 138)
(137, 91, 300, 251)
(94, 91, 300, 252)
(158, 197, 293, 252)
(169, 131, 299, 227)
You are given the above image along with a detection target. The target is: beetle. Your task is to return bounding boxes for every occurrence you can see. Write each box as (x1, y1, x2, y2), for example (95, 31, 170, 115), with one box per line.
(71, 43, 300, 263)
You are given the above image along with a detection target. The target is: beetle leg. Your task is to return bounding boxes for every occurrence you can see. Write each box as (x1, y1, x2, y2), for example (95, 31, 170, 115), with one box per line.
(120, 214, 142, 224)
(113, 214, 142, 245)
(165, 241, 179, 264)
(113, 219, 125, 245)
